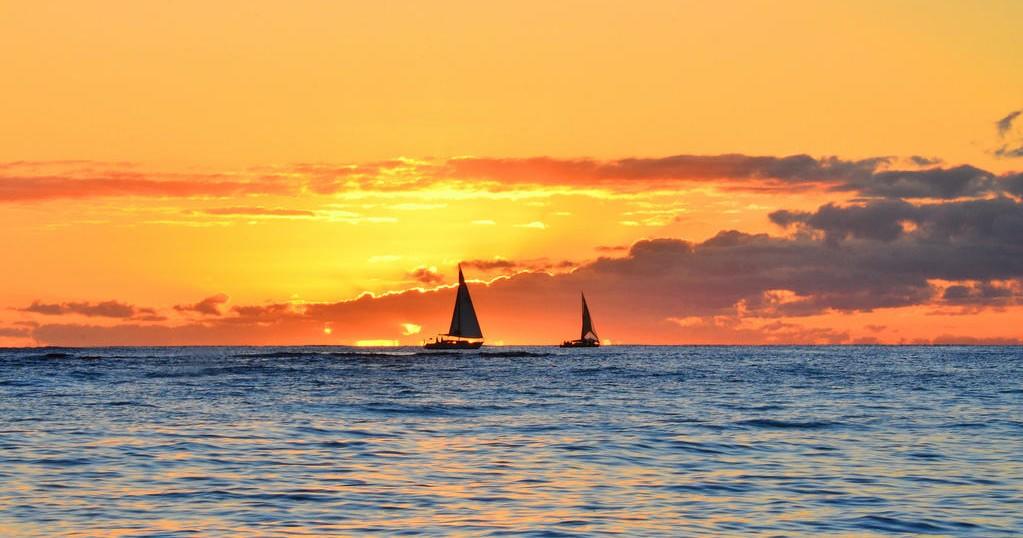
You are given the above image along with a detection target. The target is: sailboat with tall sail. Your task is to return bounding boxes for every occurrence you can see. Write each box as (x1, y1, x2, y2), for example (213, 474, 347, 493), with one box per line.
(424, 266, 484, 349)
(562, 292, 601, 348)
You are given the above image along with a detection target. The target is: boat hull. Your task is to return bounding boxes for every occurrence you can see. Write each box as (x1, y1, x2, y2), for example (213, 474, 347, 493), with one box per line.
(561, 339, 600, 348)
(424, 339, 483, 350)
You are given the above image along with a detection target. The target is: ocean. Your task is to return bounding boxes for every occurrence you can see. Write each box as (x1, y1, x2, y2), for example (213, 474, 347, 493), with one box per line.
(1, 346, 1020, 536)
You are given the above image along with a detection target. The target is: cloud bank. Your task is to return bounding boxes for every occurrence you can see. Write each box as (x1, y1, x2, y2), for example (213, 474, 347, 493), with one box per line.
(25, 191, 1023, 345)
(4, 154, 1021, 203)
(8, 149, 1023, 345)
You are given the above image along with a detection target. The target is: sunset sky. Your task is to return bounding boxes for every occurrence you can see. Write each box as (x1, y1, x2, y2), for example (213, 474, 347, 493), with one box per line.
(3, 1, 1023, 346)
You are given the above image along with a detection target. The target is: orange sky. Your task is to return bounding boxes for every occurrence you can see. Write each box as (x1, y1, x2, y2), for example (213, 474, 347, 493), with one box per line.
(2, 2, 1022, 346)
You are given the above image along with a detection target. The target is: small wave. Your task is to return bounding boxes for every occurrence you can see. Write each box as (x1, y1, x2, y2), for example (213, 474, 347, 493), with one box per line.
(569, 366, 627, 374)
(31, 457, 92, 467)
(26, 352, 74, 359)
(668, 439, 728, 455)
(317, 440, 370, 449)
(479, 351, 551, 358)
(513, 531, 589, 538)
(82, 400, 157, 408)
(846, 514, 979, 534)
(663, 482, 752, 494)
(735, 418, 838, 430)
(905, 475, 969, 486)
(357, 402, 506, 416)
(553, 443, 595, 452)
(725, 404, 786, 411)
(906, 451, 944, 460)
(820, 495, 889, 507)
(0, 379, 36, 387)
(338, 428, 399, 438)
(146, 365, 274, 378)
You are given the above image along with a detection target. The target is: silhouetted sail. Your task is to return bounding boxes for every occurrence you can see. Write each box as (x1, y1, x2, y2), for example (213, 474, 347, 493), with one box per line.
(561, 292, 601, 348)
(446, 267, 483, 339)
(580, 292, 598, 342)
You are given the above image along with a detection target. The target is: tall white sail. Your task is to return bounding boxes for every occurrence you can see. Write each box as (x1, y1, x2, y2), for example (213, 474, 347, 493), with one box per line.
(580, 293, 598, 341)
(446, 267, 483, 339)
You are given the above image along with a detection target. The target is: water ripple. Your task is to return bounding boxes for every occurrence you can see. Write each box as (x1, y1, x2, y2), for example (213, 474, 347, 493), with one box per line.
(0, 345, 1020, 536)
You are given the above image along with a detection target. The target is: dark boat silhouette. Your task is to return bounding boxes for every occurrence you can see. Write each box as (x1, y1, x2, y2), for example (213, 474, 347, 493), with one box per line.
(562, 292, 600, 348)
(424, 266, 484, 349)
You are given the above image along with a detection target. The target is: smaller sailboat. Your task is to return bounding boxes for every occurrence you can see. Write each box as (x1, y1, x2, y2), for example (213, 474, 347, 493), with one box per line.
(562, 292, 601, 348)
(424, 266, 484, 350)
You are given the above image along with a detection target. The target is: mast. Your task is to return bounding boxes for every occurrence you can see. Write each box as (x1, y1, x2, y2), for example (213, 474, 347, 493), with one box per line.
(446, 266, 483, 339)
(580, 292, 598, 341)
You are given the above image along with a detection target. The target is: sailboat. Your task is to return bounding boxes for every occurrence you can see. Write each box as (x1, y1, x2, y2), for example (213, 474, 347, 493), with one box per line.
(424, 266, 484, 349)
(561, 292, 601, 348)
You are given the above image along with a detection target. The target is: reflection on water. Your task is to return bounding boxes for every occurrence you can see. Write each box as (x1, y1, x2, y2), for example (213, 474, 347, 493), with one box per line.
(1, 346, 1021, 536)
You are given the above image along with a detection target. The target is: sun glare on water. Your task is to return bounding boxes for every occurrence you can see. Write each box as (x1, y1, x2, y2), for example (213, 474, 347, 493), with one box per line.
(355, 340, 399, 347)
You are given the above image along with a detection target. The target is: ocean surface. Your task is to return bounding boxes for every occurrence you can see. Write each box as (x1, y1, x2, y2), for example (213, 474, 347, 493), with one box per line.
(0, 346, 1020, 537)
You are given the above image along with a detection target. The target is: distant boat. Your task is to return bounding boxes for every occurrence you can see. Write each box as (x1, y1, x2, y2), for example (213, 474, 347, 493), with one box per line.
(424, 266, 484, 350)
(561, 292, 600, 348)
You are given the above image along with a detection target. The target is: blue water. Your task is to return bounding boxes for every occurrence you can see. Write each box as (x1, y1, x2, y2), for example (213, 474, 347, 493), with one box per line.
(1, 346, 1020, 536)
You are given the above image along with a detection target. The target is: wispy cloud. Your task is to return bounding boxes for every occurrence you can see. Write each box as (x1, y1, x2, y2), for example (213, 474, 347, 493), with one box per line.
(7, 154, 1021, 205)
(994, 109, 1023, 159)
(407, 266, 444, 285)
(20, 300, 161, 320)
(174, 294, 229, 316)
(997, 110, 1021, 137)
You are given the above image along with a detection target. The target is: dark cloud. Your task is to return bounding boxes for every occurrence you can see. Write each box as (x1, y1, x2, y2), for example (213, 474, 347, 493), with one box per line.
(1003, 174, 1023, 197)
(449, 156, 1023, 199)
(994, 110, 1023, 159)
(909, 156, 942, 166)
(771, 196, 1023, 248)
(174, 294, 229, 316)
(469, 156, 1023, 200)
(446, 154, 886, 186)
(227, 303, 294, 323)
(837, 165, 997, 199)
(941, 280, 1021, 308)
(996, 110, 1021, 137)
(21, 300, 151, 319)
(994, 145, 1023, 159)
(567, 232, 937, 317)
(407, 267, 445, 285)
(770, 200, 915, 243)
(460, 259, 519, 271)
(460, 258, 576, 274)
